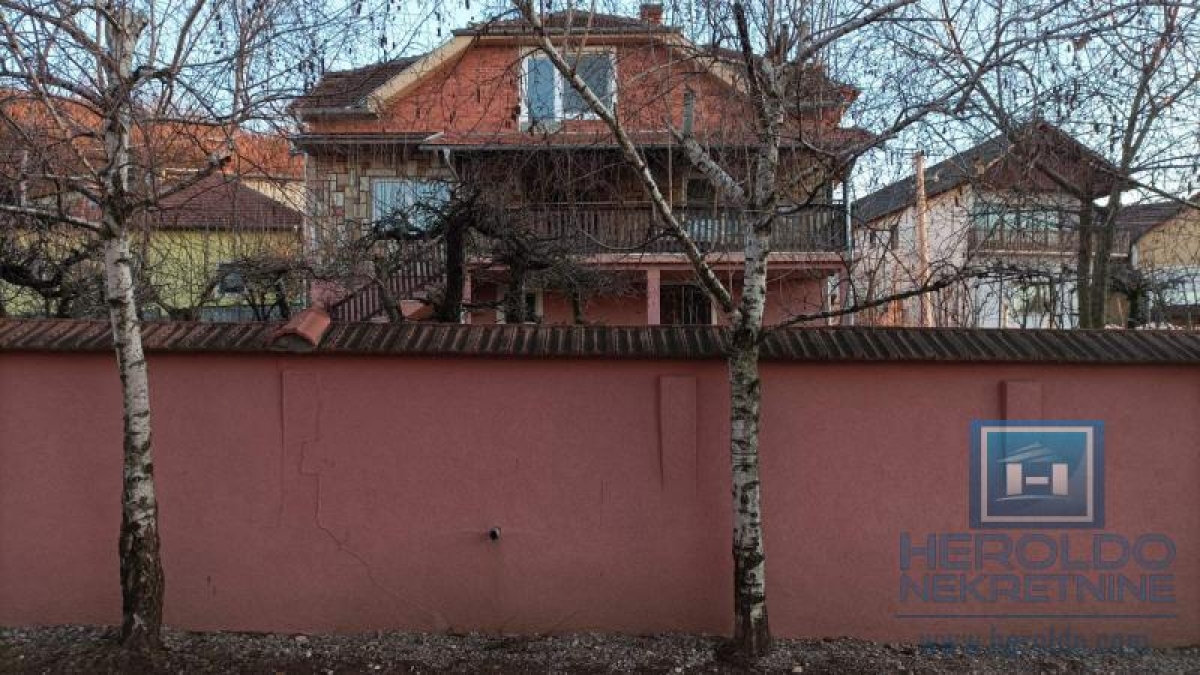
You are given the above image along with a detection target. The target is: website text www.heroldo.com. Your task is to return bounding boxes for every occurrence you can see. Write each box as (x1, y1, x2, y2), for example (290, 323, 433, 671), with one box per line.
(917, 625, 1149, 655)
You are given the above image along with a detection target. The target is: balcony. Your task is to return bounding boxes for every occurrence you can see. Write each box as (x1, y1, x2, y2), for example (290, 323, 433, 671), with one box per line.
(509, 203, 847, 255)
(967, 226, 1131, 255)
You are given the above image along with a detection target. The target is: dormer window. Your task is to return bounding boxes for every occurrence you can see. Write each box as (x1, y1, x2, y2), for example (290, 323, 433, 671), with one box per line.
(522, 51, 615, 127)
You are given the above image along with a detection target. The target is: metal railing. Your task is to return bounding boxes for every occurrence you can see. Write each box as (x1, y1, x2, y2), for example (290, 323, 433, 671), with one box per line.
(967, 226, 1131, 254)
(326, 202, 847, 321)
(512, 203, 847, 254)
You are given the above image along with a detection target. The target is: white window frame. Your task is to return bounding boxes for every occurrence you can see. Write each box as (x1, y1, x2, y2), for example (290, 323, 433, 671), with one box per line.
(519, 48, 617, 125)
(370, 178, 409, 223)
(369, 178, 451, 227)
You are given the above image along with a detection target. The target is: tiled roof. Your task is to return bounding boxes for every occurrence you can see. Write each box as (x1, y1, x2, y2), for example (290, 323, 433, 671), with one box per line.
(853, 122, 1121, 224)
(140, 174, 303, 230)
(4, 318, 1200, 364)
(854, 135, 1007, 225)
(455, 11, 677, 35)
(1117, 200, 1195, 243)
(291, 57, 423, 114)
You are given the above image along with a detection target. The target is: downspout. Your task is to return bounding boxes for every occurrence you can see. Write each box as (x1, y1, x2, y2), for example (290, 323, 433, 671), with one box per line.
(842, 175, 854, 326)
(913, 151, 933, 327)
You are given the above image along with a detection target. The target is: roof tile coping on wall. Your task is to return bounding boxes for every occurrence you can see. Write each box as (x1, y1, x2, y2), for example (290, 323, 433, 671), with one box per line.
(3, 318, 1200, 364)
(269, 307, 332, 353)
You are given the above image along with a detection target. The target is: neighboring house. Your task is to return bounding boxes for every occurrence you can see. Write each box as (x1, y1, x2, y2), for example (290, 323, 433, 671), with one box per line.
(1124, 197, 1200, 327)
(291, 5, 868, 325)
(1, 88, 306, 319)
(1, 173, 304, 320)
(852, 122, 1126, 329)
(138, 174, 306, 321)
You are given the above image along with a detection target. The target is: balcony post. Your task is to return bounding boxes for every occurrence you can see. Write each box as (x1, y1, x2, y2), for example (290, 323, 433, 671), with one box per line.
(646, 268, 661, 325)
(462, 272, 473, 325)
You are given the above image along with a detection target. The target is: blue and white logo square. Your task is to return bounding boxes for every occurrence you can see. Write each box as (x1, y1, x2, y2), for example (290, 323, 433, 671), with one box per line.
(970, 421, 1104, 528)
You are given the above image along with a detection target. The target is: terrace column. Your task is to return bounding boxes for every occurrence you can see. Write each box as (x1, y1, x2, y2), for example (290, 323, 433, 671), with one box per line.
(646, 268, 661, 325)
(462, 273, 473, 325)
(837, 269, 853, 326)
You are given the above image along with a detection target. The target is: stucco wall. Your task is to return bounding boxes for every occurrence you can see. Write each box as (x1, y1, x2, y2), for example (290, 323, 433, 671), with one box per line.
(0, 352, 1196, 645)
(1138, 209, 1200, 270)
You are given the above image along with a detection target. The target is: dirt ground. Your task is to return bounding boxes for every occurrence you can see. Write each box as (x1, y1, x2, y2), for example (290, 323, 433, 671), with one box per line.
(1, 625, 1198, 674)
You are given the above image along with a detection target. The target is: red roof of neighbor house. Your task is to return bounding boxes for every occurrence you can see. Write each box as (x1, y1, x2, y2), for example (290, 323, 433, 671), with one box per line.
(142, 174, 303, 231)
(290, 57, 424, 114)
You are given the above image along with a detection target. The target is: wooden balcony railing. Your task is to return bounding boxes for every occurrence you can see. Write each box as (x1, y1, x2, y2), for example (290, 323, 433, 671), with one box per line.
(967, 227, 1131, 254)
(507, 203, 847, 254)
(327, 237, 445, 322)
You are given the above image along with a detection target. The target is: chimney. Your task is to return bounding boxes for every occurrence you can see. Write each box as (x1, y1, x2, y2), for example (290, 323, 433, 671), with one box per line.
(639, 3, 663, 25)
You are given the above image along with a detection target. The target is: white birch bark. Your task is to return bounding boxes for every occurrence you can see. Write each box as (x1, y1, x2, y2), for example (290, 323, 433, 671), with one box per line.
(726, 21, 783, 652)
(514, 0, 782, 656)
(101, 4, 165, 651)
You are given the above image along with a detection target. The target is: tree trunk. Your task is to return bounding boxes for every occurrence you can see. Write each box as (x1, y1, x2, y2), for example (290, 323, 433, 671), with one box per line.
(104, 231, 165, 652)
(570, 287, 586, 324)
(728, 338, 770, 656)
(101, 7, 164, 651)
(435, 216, 466, 322)
(1089, 200, 1119, 329)
(728, 210, 773, 656)
(1076, 199, 1096, 328)
(503, 266, 527, 323)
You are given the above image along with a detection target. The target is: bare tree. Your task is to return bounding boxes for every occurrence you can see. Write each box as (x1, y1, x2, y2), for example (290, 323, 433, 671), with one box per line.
(933, 1, 1200, 328)
(0, 0, 394, 651)
(504, 0, 1188, 655)
(506, 0, 1025, 657)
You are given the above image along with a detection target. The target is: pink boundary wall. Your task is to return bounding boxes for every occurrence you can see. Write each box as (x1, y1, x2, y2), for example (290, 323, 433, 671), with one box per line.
(0, 352, 1197, 644)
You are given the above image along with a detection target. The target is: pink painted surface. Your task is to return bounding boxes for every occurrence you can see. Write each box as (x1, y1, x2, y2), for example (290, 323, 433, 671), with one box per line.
(471, 272, 828, 326)
(0, 353, 1196, 645)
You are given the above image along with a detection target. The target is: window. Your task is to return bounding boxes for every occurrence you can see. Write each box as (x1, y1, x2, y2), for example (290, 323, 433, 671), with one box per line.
(523, 52, 615, 126)
(661, 284, 711, 325)
(499, 290, 542, 324)
(216, 262, 245, 294)
(370, 179, 451, 229)
(685, 177, 716, 206)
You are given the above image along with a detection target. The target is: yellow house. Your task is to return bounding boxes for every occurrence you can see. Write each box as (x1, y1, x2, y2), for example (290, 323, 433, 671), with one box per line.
(1126, 197, 1200, 326)
(139, 174, 305, 321)
(1, 174, 305, 320)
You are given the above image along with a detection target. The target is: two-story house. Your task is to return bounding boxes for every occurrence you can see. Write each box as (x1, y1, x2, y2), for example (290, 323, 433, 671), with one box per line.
(851, 122, 1127, 329)
(1123, 197, 1200, 327)
(292, 5, 868, 325)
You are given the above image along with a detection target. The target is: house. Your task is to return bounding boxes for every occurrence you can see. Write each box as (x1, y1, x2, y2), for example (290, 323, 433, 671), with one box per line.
(0, 87, 306, 319)
(138, 174, 306, 321)
(851, 122, 1128, 329)
(1123, 197, 1200, 327)
(291, 5, 869, 325)
(0, 173, 304, 320)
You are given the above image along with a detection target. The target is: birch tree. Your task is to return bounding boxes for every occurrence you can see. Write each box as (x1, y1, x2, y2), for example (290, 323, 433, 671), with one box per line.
(510, 0, 1138, 657)
(0, 0, 401, 651)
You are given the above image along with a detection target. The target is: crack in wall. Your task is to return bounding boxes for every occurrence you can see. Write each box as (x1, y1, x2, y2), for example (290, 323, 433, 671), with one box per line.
(282, 368, 443, 628)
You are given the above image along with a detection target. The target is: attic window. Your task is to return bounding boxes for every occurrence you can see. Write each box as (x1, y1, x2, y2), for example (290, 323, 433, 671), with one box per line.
(522, 52, 615, 126)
